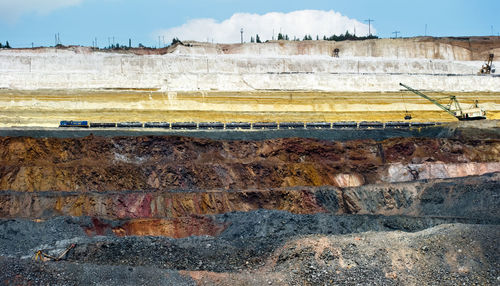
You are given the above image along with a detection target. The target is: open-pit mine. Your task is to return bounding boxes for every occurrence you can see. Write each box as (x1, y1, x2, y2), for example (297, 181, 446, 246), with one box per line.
(0, 37, 499, 285)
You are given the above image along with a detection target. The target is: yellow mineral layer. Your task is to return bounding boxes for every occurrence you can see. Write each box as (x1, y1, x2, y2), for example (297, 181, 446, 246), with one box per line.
(0, 90, 499, 127)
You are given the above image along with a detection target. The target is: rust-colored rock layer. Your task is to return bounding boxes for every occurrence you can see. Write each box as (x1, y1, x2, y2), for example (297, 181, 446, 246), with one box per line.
(83, 217, 228, 239)
(0, 135, 498, 192)
(0, 189, 325, 219)
(1, 173, 498, 220)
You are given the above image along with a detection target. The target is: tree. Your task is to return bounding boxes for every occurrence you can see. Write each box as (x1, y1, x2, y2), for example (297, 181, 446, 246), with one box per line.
(277, 33, 284, 40)
(171, 37, 181, 45)
(256, 34, 261, 43)
(285, 34, 289, 40)
(321, 32, 378, 42)
(250, 36, 255, 43)
(5, 41, 11, 48)
(0, 43, 2, 48)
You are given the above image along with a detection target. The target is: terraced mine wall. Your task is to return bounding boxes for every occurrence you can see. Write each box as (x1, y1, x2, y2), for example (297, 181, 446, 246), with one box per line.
(174, 37, 500, 61)
(2, 132, 499, 192)
(1, 37, 499, 284)
(0, 126, 499, 285)
(1, 47, 499, 92)
(0, 123, 499, 284)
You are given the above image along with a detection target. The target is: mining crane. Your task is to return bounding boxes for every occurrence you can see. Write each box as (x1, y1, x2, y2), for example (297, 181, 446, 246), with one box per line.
(479, 54, 495, 74)
(399, 83, 486, 121)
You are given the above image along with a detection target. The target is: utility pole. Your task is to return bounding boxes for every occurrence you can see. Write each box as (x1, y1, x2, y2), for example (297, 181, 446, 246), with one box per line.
(392, 31, 400, 38)
(240, 28, 244, 44)
(365, 19, 374, 35)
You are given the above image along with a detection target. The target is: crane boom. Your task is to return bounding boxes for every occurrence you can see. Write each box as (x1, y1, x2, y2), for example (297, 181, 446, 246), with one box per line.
(399, 83, 456, 116)
(399, 83, 486, 121)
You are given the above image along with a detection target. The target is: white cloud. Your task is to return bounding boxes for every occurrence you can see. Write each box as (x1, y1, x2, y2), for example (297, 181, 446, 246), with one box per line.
(0, 0, 83, 23)
(156, 10, 375, 44)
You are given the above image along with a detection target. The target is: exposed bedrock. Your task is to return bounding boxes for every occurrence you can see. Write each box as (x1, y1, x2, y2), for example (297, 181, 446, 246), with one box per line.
(0, 135, 498, 236)
(0, 133, 498, 285)
(0, 136, 499, 192)
(0, 173, 499, 223)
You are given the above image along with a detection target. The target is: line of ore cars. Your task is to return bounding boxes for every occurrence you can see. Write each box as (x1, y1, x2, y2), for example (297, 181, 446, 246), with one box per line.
(60, 120, 438, 130)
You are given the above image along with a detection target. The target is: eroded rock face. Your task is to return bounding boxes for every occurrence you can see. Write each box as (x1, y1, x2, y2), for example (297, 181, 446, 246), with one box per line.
(0, 133, 498, 285)
(0, 189, 325, 219)
(0, 136, 498, 192)
(0, 170, 498, 222)
(82, 217, 229, 238)
(1, 135, 498, 223)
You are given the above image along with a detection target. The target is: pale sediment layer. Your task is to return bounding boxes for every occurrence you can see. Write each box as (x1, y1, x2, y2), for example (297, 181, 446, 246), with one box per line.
(1, 39, 499, 127)
(172, 37, 500, 61)
(1, 49, 499, 92)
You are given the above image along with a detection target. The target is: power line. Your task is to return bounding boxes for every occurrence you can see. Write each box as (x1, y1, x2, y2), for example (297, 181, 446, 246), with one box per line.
(392, 31, 401, 38)
(54, 33, 61, 46)
(365, 19, 374, 35)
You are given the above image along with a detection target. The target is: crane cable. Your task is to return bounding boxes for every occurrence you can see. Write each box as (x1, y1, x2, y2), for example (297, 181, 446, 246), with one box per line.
(401, 93, 408, 113)
(401, 93, 411, 119)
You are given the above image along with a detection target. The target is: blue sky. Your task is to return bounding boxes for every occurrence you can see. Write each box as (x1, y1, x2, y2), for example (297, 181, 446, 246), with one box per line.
(0, 0, 499, 48)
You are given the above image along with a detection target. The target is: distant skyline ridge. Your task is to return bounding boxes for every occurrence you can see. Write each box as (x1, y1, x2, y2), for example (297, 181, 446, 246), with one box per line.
(0, 0, 498, 48)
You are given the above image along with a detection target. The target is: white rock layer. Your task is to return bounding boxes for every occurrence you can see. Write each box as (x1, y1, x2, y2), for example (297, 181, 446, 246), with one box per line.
(0, 49, 498, 92)
(383, 162, 500, 183)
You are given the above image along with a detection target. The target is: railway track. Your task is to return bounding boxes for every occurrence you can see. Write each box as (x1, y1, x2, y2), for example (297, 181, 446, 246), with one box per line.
(60, 121, 440, 130)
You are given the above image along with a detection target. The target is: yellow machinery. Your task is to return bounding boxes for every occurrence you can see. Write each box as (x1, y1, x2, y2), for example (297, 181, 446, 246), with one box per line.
(479, 54, 495, 74)
(400, 83, 486, 121)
